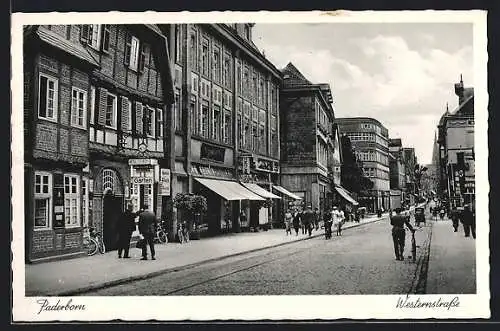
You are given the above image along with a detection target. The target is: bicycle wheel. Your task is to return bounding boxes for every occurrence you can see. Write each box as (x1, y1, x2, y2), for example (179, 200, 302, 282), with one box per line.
(157, 230, 167, 244)
(97, 236, 105, 254)
(86, 238, 98, 256)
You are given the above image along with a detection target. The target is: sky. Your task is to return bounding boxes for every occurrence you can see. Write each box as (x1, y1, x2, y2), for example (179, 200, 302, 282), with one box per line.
(252, 23, 473, 165)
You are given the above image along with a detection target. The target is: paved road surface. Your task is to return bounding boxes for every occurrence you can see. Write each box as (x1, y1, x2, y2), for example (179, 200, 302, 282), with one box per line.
(86, 218, 431, 296)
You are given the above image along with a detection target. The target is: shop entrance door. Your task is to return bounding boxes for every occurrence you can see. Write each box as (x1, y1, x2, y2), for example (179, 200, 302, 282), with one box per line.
(103, 193, 123, 251)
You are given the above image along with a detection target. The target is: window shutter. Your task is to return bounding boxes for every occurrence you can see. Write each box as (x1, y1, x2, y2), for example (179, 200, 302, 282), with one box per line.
(102, 25, 111, 53)
(120, 96, 129, 131)
(124, 33, 132, 66)
(80, 25, 90, 44)
(97, 87, 107, 126)
(135, 101, 143, 135)
(139, 43, 146, 73)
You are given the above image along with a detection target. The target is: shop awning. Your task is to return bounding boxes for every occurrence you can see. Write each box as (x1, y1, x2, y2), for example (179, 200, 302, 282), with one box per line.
(241, 183, 281, 199)
(272, 185, 302, 200)
(195, 178, 265, 201)
(335, 185, 359, 206)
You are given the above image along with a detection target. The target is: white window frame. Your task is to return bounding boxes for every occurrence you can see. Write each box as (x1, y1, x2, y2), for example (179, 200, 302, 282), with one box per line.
(38, 73, 58, 122)
(88, 24, 102, 50)
(64, 174, 80, 228)
(89, 86, 96, 125)
(129, 36, 140, 72)
(71, 87, 88, 128)
(34, 171, 52, 230)
(157, 108, 164, 137)
(105, 92, 118, 129)
(146, 106, 156, 137)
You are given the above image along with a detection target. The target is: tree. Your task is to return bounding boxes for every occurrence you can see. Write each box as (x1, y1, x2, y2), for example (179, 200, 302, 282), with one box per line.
(340, 135, 374, 195)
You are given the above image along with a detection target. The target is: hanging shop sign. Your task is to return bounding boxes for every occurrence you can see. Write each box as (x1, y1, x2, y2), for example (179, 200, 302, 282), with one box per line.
(253, 157, 279, 173)
(131, 177, 154, 185)
(160, 168, 171, 196)
(129, 158, 158, 166)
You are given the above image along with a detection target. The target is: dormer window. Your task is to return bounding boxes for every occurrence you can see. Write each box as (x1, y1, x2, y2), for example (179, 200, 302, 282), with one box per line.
(80, 25, 111, 53)
(244, 25, 251, 40)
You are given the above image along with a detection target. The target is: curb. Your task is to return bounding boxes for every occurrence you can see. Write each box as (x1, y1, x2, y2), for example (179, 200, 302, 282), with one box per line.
(51, 216, 386, 296)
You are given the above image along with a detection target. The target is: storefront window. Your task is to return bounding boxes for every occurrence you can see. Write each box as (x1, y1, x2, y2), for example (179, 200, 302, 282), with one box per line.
(34, 172, 52, 229)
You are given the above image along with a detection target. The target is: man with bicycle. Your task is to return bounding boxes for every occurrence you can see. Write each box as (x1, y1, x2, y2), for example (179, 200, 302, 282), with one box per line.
(390, 207, 415, 261)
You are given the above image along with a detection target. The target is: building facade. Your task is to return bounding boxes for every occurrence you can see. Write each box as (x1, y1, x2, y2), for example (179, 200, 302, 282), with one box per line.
(437, 76, 475, 211)
(402, 147, 418, 204)
(23, 24, 175, 262)
(388, 138, 406, 209)
(337, 117, 390, 212)
(280, 63, 343, 217)
(161, 23, 282, 235)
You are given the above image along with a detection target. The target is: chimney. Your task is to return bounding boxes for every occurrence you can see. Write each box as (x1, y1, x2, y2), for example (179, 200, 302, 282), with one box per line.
(454, 74, 465, 105)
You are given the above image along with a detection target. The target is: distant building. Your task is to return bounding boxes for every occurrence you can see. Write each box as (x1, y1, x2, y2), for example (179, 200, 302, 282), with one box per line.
(437, 76, 475, 210)
(279, 62, 345, 216)
(336, 117, 390, 212)
(402, 147, 418, 204)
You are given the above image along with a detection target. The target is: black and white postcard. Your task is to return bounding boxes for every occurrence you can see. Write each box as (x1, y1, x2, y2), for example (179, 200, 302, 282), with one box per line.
(11, 10, 489, 321)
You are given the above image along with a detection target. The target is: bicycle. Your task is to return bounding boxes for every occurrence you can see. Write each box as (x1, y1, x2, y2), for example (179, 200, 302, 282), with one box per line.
(411, 230, 416, 263)
(83, 226, 106, 256)
(155, 221, 168, 244)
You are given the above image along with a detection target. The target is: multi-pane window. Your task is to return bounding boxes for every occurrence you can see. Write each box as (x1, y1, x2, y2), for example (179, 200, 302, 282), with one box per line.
(71, 87, 87, 128)
(34, 172, 52, 229)
(223, 112, 231, 144)
(189, 97, 197, 135)
(252, 124, 258, 152)
(145, 107, 155, 137)
(174, 92, 182, 131)
(189, 29, 197, 70)
(237, 113, 243, 149)
(175, 25, 182, 63)
(212, 106, 221, 141)
(88, 25, 102, 50)
(200, 103, 209, 138)
(89, 86, 96, 125)
(259, 124, 266, 154)
(156, 108, 163, 137)
(201, 38, 209, 77)
(38, 74, 58, 121)
(64, 174, 80, 228)
(129, 36, 140, 71)
(243, 67, 249, 98)
(105, 93, 117, 128)
(223, 54, 231, 89)
(236, 61, 241, 95)
(213, 46, 221, 83)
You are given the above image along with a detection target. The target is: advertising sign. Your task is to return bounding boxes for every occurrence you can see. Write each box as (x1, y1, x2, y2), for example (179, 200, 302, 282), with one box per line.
(160, 168, 171, 196)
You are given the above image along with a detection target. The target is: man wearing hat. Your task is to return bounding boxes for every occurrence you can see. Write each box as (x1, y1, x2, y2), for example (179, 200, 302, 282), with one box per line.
(460, 204, 476, 239)
(390, 207, 415, 261)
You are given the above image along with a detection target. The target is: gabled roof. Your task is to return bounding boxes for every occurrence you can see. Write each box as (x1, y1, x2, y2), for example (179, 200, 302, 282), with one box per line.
(34, 26, 99, 67)
(282, 62, 312, 86)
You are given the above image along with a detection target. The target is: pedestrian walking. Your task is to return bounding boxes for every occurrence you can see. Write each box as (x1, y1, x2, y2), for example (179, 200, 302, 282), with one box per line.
(302, 205, 314, 236)
(138, 204, 157, 260)
(450, 207, 460, 232)
(460, 204, 476, 239)
(292, 209, 301, 236)
(314, 208, 320, 231)
(336, 208, 345, 236)
(117, 203, 138, 259)
(323, 209, 332, 239)
(284, 209, 293, 236)
(390, 207, 415, 261)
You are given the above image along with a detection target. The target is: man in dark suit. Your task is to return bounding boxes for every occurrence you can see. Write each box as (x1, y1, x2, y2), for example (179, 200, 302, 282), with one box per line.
(117, 203, 138, 258)
(138, 204, 157, 260)
(390, 207, 415, 261)
(460, 204, 475, 239)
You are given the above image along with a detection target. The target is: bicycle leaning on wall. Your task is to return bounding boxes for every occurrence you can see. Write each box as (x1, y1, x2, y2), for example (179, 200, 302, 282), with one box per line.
(83, 226, 106, 256)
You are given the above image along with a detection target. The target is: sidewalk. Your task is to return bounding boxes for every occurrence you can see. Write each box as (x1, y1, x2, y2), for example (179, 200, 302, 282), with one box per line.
(25, 213, 385, 296)
(425, 217, 476, 294)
